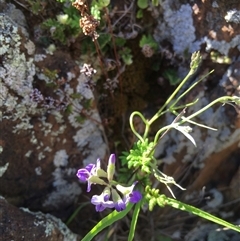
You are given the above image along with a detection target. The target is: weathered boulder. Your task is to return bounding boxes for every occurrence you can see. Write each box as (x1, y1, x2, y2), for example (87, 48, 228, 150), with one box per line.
(0, 2, 107, 215)
(0, 196, 80, 241)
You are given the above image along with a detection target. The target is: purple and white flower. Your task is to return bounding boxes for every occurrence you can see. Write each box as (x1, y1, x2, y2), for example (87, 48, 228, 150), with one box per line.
(76, 154, 142, 212)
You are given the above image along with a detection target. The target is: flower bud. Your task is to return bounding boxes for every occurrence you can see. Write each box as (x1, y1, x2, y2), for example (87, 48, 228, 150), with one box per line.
(107, 154, 116, 182)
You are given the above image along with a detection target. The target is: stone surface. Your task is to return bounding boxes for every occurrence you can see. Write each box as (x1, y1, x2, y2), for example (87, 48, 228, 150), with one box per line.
(0, 2, 107, 215)
(184, 223, 240, 241)
(154, 0, 240, 56)
(0, 196, 80, 241)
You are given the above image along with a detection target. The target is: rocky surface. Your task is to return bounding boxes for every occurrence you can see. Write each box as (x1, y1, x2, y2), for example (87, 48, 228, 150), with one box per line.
(0, 196, 80, 241)
(0, 1, 107, 215)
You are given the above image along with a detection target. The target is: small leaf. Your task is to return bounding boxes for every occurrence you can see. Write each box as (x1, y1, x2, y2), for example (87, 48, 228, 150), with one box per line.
(115, 37, 126, 47)
(70, 93, 82, 99)
(163, 69, 181, 86)
(152, 0, 159, 6)
(137, 0, 148, 9)
(136, 9, 143, 18)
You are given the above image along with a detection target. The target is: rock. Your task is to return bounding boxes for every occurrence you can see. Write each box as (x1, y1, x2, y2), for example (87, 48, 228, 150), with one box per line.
(0, 196, 80, 241)
(184, 223, 240, 241)
(154, 0, 240, 56)
(0, 2, 108, 215)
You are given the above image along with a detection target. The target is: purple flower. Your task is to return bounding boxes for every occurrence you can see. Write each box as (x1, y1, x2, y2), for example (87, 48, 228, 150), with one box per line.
(76, 154, 142, 212)
(114, 199, 126, 212)
(77, 163, 96, 192)
(111, 189, 126, 212)
(91, 188, 115, 212)
(125, 191, 142, 204)
(77, 163, 95, 182)
(76, 160, 107, 192)
(116, 181, 142, 205)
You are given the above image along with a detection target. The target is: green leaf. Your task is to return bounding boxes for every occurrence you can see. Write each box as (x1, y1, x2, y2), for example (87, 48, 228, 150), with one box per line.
(139, 35, 158, 51)
(70, 93, 82, 99)
(128, 200, 142, 241)
(163, 69, 181, 86)
(91, 4, 101, 20)
(98, 0, 110, 8)
(119, 47, 133, 65)
(66, 202, 89, 225)
(81, 203, 134, 241)
(115, 37, 126, 47)
(137, 0, 148, 9)
(98, 33, 112, 50)
(152, 0, 159, 6)
(136, 9, 143, 18)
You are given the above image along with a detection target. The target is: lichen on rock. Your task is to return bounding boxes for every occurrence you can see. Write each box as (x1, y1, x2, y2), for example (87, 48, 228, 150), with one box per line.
(154, 1, 202, 55)
(0, 2, 107, 215)
(0, 10, 36, 122)
(154, 0, 240, 57)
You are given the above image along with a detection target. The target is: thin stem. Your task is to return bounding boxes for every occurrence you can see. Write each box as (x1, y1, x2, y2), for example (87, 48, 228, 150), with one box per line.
(129, 111, 148, 142)
(148, 68, 195, 126)
(178, 96, 236, 125)
(170, 70, 214, 108)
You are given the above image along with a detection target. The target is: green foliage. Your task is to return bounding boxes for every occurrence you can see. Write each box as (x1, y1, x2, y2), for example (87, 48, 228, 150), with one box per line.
(42, 4, 80, 44)
(75, 115, 85, 124)
(42, 68, 58, 81)
(25, 0, 47, 15)
(137, 0, 159, 10)
(163, 68, 181, 85)
(91, 0, 110, 20)
(65, 104, 73, 114)
(137, 0, 159, 18)
(91, 4, 101, 20)
(76, 48, 240, 240)
(139, 34, 158, 51)
(136, 9, 144, 18)
(120, 139, 155, 174)
(81, 33, 125, 56)
(119, 47, 133, 65)
(156, 235, 173, 241)
(69, 93, 82, 99)
(98, 33, 112, 50)
(114, 38, 133, 65)
(152, 0, 159, 6)
(137, 0, 148, 9)
(115, 37, 127, 47)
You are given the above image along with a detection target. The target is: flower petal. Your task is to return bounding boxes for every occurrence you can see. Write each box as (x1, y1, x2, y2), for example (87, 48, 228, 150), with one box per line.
(129, 191, 142, 203)
(91, 190, 115, 212)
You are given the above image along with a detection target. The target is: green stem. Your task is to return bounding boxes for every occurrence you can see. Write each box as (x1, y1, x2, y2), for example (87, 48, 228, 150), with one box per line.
(170, 70, 214, 109)
(148, 68, 195, 126)
(179, 96, 236, 125)
(153, 124, 172, 145)
(151, 96, 236, 147)
(129, 111, 149, 141)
